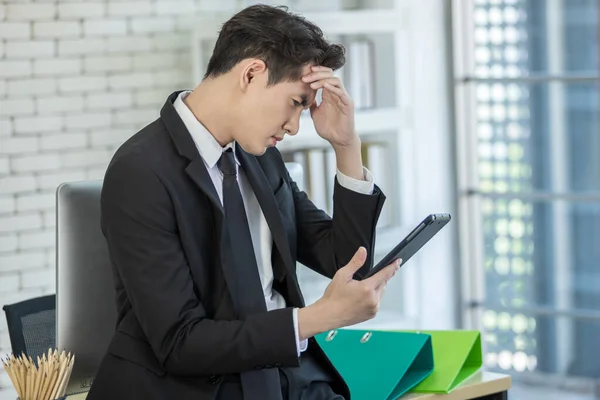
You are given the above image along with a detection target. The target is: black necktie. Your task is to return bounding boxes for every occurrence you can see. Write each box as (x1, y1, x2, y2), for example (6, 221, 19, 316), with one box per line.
(217, 148, 283, 400)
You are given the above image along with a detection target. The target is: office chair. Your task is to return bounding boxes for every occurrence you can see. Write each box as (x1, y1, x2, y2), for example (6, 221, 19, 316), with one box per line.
(54, 162, 305, 394)
(2, 294, 56, 360)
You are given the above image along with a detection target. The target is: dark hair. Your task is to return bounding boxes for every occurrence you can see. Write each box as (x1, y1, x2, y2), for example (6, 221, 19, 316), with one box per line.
(204, 4, 345, 85)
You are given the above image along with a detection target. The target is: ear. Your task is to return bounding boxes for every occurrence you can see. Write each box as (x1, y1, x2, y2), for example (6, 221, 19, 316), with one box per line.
(240, 59, 267, 91)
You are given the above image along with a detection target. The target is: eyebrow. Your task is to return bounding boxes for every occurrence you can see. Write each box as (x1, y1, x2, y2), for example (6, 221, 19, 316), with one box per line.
(299, 94, 309, 107)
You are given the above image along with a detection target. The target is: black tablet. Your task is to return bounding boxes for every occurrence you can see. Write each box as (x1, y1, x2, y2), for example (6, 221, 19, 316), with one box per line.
(363, 213, 451, 279)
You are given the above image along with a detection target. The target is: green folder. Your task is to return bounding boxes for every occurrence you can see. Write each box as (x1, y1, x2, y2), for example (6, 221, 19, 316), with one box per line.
(401, 330, 483, 394)
(315, 329, 434, 400)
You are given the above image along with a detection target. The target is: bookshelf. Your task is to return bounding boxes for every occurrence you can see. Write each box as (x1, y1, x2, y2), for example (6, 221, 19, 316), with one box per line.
(192, 9, 404, 38)
(191, 0, 421, 329)
(277, 107, 402, 151)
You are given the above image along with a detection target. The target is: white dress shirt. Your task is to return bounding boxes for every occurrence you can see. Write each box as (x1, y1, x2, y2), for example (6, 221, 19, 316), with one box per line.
(173, 91, 374, 355)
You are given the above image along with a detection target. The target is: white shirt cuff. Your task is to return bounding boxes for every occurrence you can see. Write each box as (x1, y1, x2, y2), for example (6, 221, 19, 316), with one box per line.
(293, 308, 308, 355)
(336, 166, 374, 195)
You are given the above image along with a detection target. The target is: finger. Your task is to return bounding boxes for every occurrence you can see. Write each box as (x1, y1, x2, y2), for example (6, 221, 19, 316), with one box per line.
(374, 262, 398, 293)
(377, 281, 387, 298)
(368, 258, 402, 288)
(341, 247, 368, 278)
(381, 287, 386, 299)
(302, 71, 335, 84)
(311, 65, 333, 73)
(322, 82, 352, 107)
(308, 77, 342, 89)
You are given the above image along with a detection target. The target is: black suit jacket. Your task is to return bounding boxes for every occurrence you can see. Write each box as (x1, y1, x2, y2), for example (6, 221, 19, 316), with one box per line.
(87, 91, 386, 399)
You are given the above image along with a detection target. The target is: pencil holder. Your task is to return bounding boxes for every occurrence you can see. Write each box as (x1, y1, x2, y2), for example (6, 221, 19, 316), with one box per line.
(2, 349, 75, 400)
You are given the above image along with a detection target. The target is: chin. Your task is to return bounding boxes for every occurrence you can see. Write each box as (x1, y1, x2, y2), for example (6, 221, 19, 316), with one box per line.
(238, 141, 267, 156)
(251, 146, 268, 156)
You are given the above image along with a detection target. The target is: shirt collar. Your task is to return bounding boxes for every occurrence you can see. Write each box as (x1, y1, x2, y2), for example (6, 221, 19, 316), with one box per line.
(173, 90, 240, 169)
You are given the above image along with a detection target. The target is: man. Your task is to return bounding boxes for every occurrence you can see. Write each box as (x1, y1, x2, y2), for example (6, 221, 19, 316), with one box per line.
(88, 4, 400, 400)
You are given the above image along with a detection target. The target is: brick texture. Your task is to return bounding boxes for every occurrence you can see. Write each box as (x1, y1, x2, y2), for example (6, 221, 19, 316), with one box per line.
(0, 0, 210, 396)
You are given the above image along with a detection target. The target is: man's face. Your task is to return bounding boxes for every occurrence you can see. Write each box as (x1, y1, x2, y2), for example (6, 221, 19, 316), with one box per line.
(235, 64, 316, 155)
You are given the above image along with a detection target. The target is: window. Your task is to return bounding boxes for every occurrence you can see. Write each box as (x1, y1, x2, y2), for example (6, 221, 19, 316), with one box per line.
(454, 0, 600, 387)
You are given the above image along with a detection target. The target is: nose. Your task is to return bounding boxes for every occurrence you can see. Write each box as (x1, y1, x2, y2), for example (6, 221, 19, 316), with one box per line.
(283, 116, 300, 137)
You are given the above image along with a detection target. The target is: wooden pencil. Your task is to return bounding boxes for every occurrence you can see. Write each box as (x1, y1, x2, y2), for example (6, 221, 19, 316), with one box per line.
(56, 354, 74, 398)
(32, 356, 43, 400)
(2, 349, 76, 400)
(48, 352, 67, 400)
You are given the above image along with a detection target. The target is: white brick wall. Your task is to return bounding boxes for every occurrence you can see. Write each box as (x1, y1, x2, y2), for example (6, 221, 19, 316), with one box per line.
(6, 4, 56, 21)
(33, 21, 82, 39)
(0, 273, 19, 293)
(0, 197, 16, 217)
(16, 193, 55, 213)
(130, 17, 176, 34)
(0, 214, 43, 234)
(0, 137, 39, 155)
(0, 175, 37, 195)
(65, 111, 111, 129)
(0, 98, 35, 116)
(11, 153, 62, 173)
(0, 23, 30, 40)
(33, 58, 83, 77)
(86, 91, 132, 109)
(58, 3, 106, 19)
(84, 19, 127, 36)
(59, 38, 107, 56)
(7, 78, 57, 97)
(37, 94, 85, 114)
(40, 132, 87, 151)
(107, 36, 153, 53)
(108, 1, 153, 17)
(59, 75, 108, 92)
(37, 170, 86, 191)
(108, 71, 153, 89)
(0, 119, 12, 137)
(0, 0, 209, 397)
(14, 115, 63, 134)
(5, 40, 55, 58)
(0, 60, 32, 78)
(84, 54, 133, 72)
(155, 0, 197, 15)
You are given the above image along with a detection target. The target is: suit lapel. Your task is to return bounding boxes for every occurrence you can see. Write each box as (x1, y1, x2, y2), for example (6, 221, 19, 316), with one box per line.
(185, 160, 222, 212)
(236, 148, 296, 275)
(160, 91, 223, 213)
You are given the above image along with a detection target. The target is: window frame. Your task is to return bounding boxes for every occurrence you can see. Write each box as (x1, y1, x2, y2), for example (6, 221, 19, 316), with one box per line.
(452, 0, 600, 387)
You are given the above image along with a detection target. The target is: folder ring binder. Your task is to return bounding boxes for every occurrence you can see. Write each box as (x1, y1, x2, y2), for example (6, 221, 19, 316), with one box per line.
(360, 332, 372, 343)
(315, 329, 435, 400)
(325, 330, 373, 344)
(398, 330, 483, 394)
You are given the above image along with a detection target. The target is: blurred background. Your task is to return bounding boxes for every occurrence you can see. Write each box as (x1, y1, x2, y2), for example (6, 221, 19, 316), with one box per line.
(0, 0, 599, 399)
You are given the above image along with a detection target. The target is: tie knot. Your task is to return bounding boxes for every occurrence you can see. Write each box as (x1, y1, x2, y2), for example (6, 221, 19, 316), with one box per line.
(217, 149, 237, 176)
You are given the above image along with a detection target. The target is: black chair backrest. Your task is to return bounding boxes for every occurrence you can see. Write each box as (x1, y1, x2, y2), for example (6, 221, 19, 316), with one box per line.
(3, 294, 56, 360)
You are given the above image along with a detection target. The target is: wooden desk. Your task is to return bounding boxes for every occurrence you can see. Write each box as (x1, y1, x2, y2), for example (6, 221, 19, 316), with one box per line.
(401, 371, 511, 400)
(66, 371, 510, 400)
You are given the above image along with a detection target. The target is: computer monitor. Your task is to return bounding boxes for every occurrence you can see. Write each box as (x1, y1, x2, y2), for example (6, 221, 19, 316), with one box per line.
(56, 180, 117, 396)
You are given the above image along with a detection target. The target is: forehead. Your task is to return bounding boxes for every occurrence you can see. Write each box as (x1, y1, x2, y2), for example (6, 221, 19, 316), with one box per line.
(273, 66, 316, 102)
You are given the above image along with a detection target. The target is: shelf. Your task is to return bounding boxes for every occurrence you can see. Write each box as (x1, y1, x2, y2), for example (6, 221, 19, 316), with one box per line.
(193, 9, 402, 39)
(300, 9, 403, 35)
(277, 106, 400, 151)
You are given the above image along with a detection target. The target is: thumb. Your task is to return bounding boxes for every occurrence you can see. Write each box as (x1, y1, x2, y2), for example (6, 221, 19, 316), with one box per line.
(342, 247, 367, 278)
